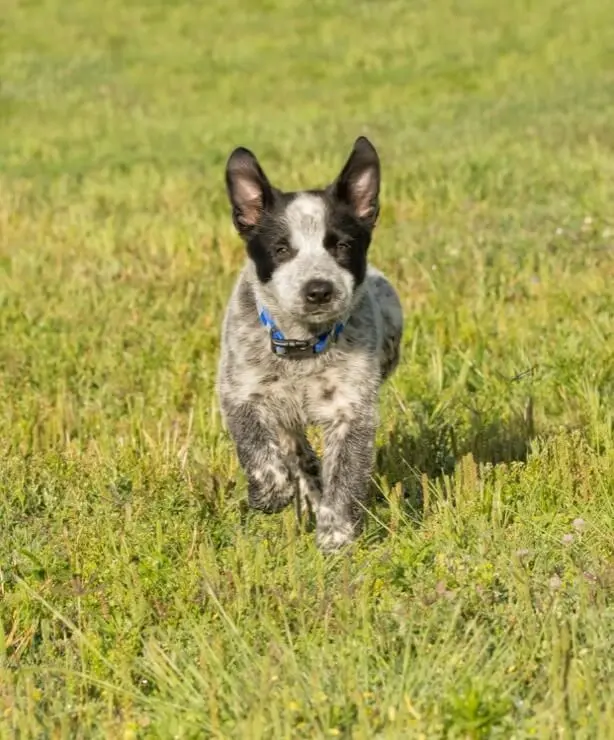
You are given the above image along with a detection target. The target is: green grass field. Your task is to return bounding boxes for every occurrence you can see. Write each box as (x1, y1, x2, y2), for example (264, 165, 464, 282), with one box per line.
(2, 0, 614, 736)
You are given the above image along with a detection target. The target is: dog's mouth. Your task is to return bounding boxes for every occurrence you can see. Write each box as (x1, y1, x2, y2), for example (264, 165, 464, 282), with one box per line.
(304, 305, 338, 319)
(301, 297, 348, 322)
(302, 309, 345, 333)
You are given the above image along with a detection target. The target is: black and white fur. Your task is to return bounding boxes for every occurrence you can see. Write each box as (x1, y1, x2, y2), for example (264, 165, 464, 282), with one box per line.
(217, 137, 403, 552)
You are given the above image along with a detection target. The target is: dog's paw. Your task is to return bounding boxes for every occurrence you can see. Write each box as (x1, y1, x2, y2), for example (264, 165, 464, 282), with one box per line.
(247, 464, 295, 513)
(315, 505, 357, 553)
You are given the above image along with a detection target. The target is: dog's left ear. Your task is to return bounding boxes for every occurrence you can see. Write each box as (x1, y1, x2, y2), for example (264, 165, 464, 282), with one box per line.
(331, 136, 380, 225)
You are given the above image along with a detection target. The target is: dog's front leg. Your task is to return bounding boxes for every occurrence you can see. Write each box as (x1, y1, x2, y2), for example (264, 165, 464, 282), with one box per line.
(225, 402, 299, 513)
(316, 411, 376, 552)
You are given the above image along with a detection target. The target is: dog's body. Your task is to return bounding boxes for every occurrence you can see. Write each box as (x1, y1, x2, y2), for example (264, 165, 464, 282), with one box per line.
(217, 138, 402, 552)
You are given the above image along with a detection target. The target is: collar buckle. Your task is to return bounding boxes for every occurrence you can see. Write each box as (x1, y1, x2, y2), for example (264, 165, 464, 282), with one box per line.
(270, 336, 316, 357)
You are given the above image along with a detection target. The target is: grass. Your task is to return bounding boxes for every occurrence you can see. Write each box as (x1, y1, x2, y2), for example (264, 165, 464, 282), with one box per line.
(1, 0, 614, 736)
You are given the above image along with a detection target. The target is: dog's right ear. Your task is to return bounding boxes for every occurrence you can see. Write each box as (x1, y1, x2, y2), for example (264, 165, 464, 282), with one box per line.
(225, 147, 273, 234)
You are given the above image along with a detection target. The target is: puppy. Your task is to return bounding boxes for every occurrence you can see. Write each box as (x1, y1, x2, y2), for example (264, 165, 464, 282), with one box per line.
(217, 137, 402, 552)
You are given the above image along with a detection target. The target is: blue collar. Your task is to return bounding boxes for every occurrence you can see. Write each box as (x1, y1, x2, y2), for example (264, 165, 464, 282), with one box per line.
(258, 306, 345, 358)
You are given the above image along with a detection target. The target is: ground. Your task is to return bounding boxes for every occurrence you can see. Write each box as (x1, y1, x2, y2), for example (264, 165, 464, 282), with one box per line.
(1, 0, 614, 737)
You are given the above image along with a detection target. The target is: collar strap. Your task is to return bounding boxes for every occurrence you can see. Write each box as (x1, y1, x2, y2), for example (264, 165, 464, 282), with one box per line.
(258, 306, 344, 358)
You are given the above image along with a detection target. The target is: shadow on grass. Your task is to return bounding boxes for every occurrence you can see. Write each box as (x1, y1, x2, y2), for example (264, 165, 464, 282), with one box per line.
(373, 399, 535, 525)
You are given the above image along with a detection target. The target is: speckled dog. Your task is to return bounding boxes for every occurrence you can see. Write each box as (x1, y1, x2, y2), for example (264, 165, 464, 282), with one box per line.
(217, 137, 402, 552)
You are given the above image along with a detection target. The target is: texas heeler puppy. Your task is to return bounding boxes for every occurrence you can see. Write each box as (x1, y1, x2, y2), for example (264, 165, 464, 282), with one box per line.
(217, 137, 403, 552)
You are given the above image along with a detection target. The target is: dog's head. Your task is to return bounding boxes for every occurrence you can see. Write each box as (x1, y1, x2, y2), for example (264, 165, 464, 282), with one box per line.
(225, 137, 380, 327)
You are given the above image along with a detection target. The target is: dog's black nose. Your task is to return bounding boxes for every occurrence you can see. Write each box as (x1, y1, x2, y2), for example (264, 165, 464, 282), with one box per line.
(303, 279, 334, 306)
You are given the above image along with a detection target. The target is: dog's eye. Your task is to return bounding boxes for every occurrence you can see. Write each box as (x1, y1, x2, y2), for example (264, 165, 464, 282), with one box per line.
(275, 241, 290, 256)
(333, 241, 351, 255)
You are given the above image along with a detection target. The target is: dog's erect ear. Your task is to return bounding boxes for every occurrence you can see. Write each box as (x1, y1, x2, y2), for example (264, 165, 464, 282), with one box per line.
(331, 137, 380, 224)
(225, 147, 273, 233)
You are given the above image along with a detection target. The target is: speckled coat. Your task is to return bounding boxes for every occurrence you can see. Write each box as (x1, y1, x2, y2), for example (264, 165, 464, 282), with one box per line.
(217, 137, 403, 552)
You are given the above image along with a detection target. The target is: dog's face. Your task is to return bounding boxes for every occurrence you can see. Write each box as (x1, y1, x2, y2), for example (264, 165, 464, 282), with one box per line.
(225, 137, 380, 326)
